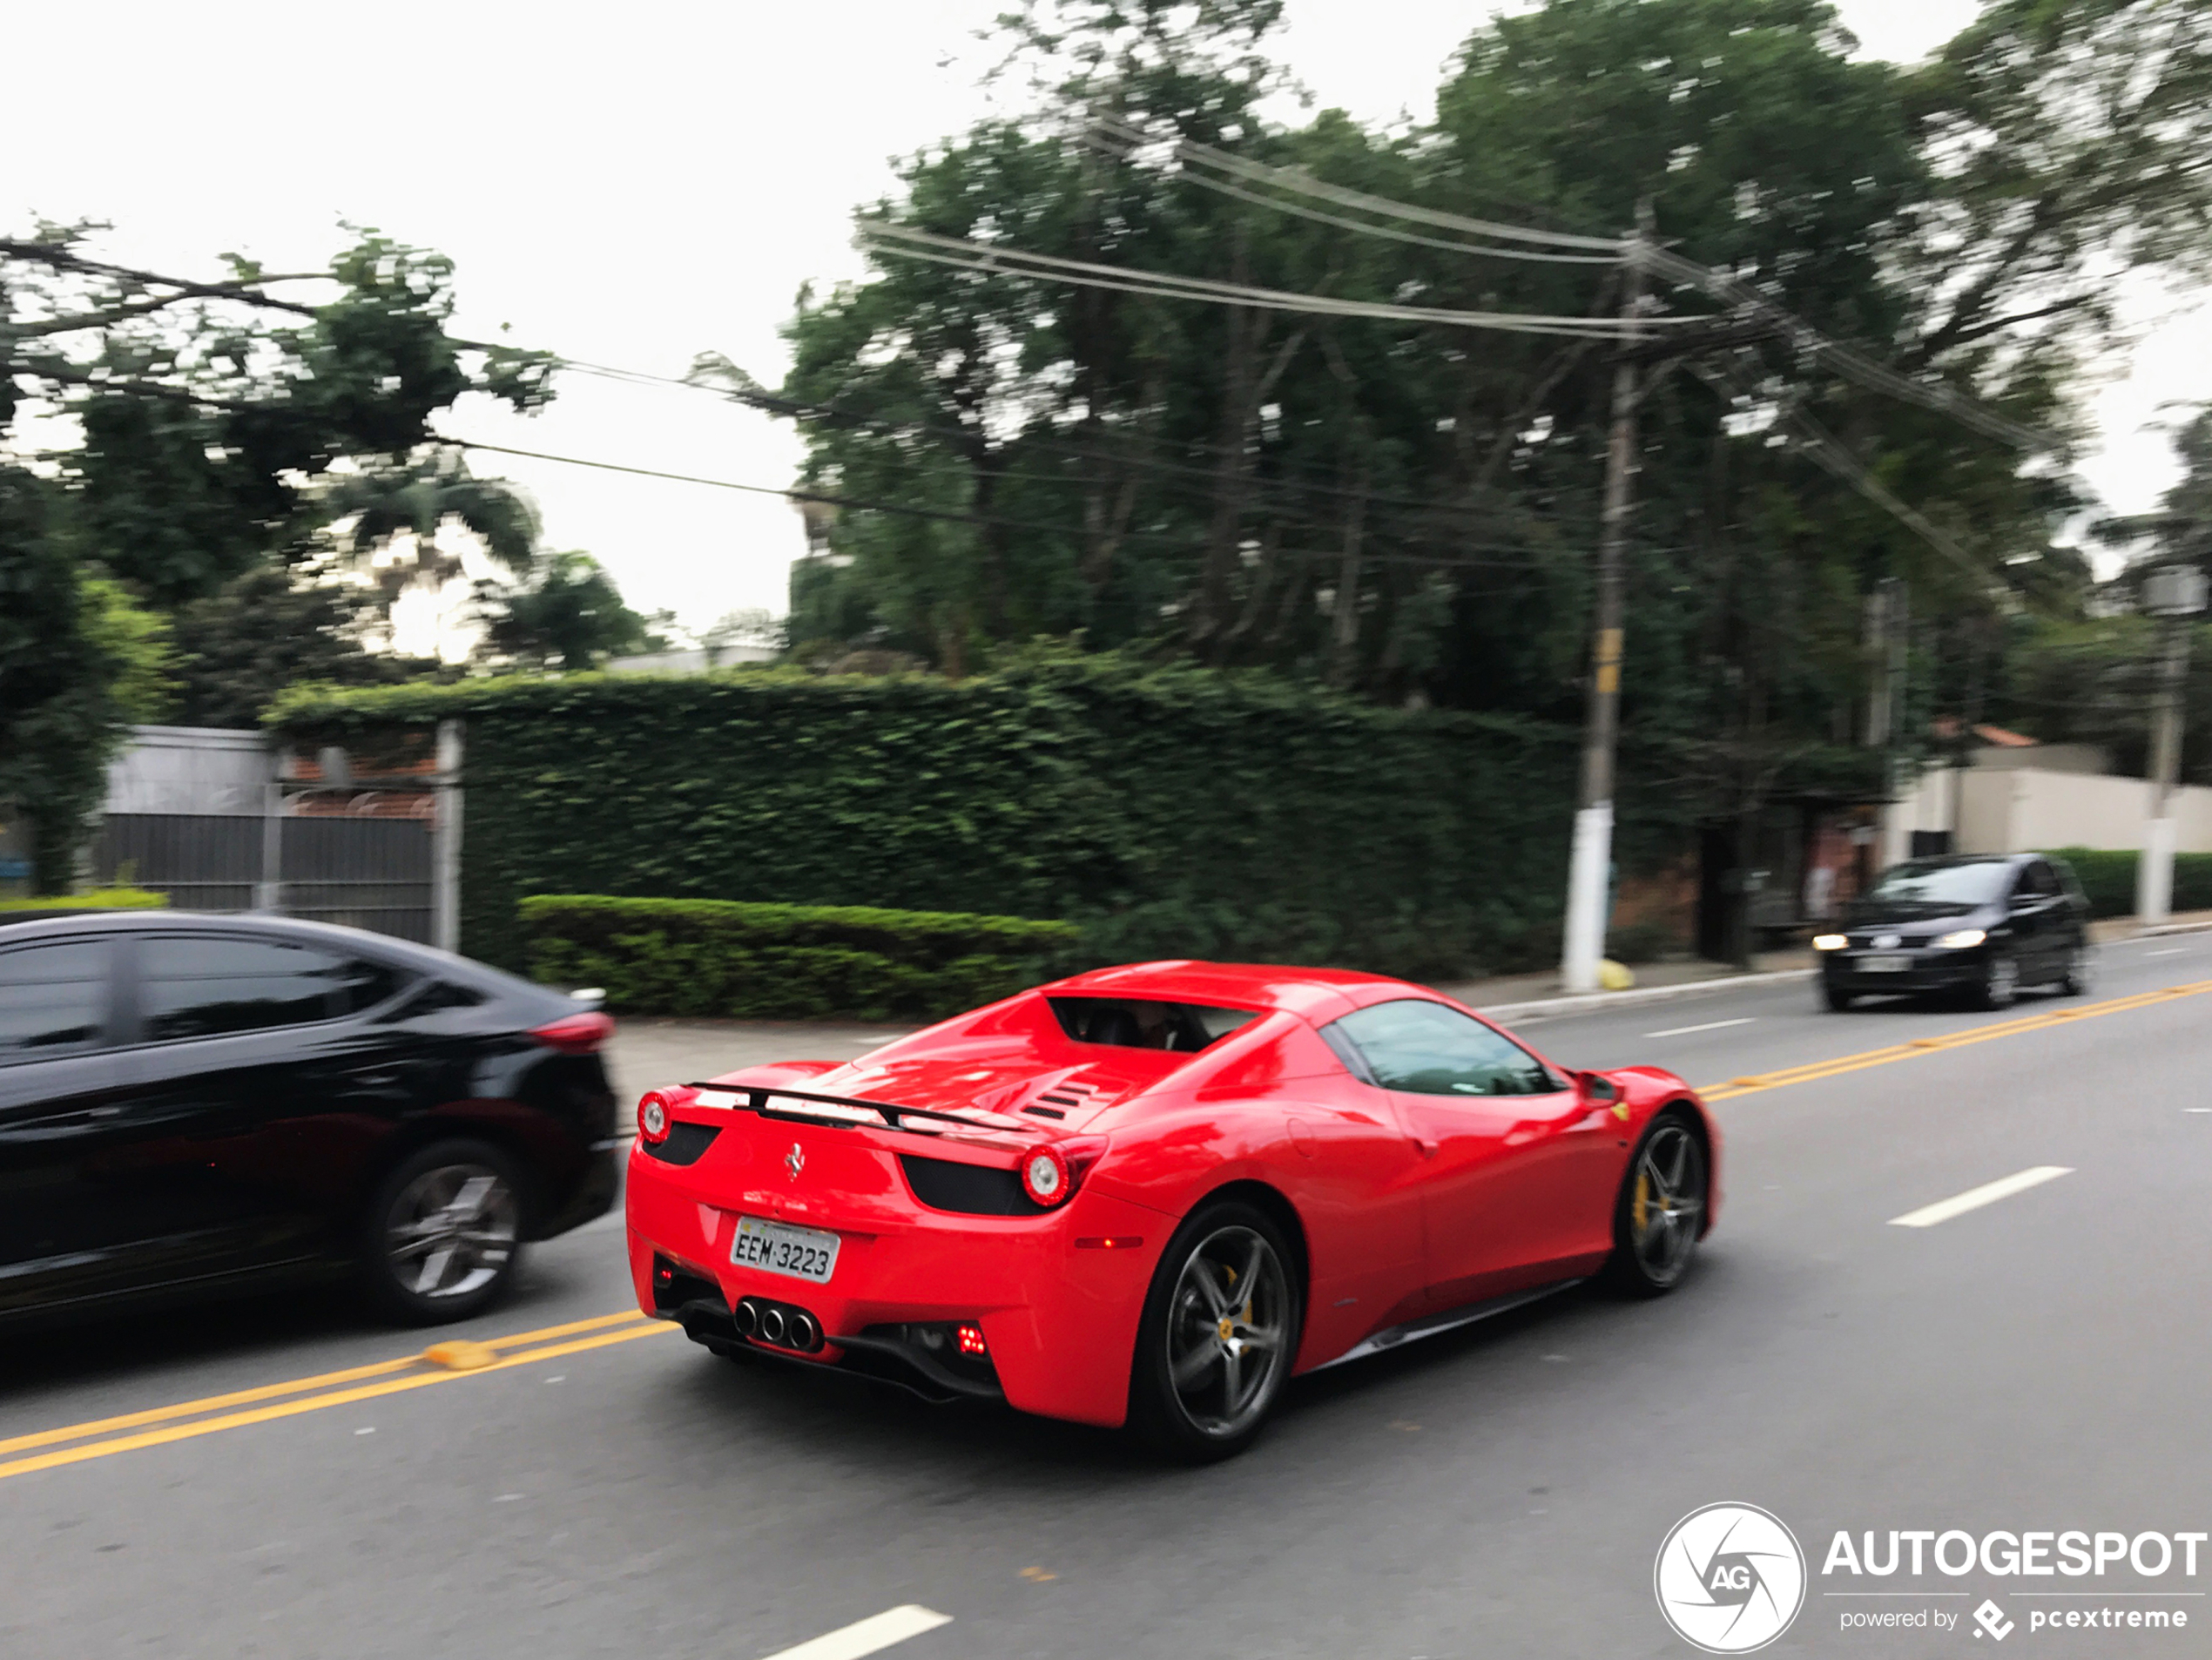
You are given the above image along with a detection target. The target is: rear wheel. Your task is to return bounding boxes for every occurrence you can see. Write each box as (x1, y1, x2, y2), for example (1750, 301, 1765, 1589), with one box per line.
(358, 1139, 525, 1325)
(2060, 941, 2094, 997)
(1128, 1201, 1301, 1462)
(1603, 1114, 1707, 1297)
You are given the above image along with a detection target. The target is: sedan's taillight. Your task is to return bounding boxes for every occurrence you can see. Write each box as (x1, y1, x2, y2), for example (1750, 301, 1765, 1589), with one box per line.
(530, 1010, 613, 1054)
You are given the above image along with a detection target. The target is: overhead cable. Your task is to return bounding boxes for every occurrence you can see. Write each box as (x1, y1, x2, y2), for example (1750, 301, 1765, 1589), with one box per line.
(855, 219, 1701, 338)
(1088, 115, 1626, 252)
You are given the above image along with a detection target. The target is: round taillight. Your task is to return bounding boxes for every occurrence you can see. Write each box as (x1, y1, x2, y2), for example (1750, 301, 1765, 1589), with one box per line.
(638, 1090, 673, 1144)
(1021, 1144, 1070, 1207)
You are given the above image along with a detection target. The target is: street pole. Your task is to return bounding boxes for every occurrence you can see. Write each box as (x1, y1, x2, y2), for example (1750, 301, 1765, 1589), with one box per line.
(2137, 566, 2207, 924)
(1560, 206, 1649, 993)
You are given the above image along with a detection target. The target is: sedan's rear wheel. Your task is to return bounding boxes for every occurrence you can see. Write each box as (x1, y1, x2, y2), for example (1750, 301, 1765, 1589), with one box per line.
(1603, 1114, 1707, 1297)
(2060, 941, 2094, 997)
(1129, 1202, 1300, 1461)
(359, 1139, 524, 1325)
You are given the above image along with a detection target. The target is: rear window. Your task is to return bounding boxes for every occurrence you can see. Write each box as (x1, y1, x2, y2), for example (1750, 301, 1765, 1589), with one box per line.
(1048, 996, 1258, 1053)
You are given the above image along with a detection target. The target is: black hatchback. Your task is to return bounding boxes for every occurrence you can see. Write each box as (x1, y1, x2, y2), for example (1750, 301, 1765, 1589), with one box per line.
(0, 910, 619, 1326)
(1814, 852, 2094, 1011)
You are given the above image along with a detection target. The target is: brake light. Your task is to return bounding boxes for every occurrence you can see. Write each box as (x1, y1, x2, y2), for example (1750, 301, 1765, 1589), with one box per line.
(531, 1010, 613, 1054)
(957, 1322, 988, 1358)
(637, 1085, 697, 1145)
(1020, 1144, 1069, 1206)
(1020, 1136, 1108, 1207)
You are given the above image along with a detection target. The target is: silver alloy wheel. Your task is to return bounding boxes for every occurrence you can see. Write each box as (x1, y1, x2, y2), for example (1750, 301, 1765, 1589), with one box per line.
(1629, 1124, 1705, 1288)
(383, 1163, 519, 1299)
(1986, 950, 2019, 1007)
(1163, 1225, 1291, 1440)
(2064, 944, 2092, 995)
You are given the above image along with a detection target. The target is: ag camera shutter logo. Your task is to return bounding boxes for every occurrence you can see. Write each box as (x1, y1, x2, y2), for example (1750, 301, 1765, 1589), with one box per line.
(1655, 1502, 1807, 1653)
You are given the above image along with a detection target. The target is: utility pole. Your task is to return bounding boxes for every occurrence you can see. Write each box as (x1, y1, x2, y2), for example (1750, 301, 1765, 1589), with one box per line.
(1560, 205, 1649, 993)
(2138, 566, 2207, 924)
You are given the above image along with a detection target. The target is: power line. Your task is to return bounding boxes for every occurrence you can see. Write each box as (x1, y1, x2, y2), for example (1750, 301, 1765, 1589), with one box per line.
(445, 436, 1575, 571)
(1088, 114, 1626, 253)
(559, 354, 1605, 536)
(1080, 131, 1620, 267)
(856, 219, 1700, 338)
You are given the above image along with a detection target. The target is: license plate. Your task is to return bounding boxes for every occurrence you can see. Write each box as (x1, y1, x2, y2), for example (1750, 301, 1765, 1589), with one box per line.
(730, 1216, 840, 1284)
(1858, 954, 1912, 973)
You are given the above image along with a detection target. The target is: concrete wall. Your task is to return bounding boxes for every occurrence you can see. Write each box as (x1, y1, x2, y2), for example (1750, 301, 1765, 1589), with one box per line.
(105, 725, 272, 816)
(1884, 762, 2212, 860)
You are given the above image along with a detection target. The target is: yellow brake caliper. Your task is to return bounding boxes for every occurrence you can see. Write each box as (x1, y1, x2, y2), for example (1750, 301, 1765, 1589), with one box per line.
(1633, 1171, 1649, 1234)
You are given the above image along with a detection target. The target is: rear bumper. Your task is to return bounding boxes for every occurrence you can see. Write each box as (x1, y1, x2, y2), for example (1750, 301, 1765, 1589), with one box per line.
(624, 1144, 1168, 1427)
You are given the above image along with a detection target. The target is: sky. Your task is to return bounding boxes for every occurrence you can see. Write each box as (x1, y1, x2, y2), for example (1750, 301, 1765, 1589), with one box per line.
(10, 1, 2204, 655)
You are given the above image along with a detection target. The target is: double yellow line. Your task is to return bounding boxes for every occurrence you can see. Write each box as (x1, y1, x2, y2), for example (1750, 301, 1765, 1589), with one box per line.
(0, 1308, 676, 1484)
(1700, 978, 2212, 1102)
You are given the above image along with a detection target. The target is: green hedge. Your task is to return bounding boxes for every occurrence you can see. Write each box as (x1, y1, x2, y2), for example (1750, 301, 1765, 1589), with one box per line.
(2044, 847, 2212, 919)
(273, 658, 1599, 981)
(0, 887, 168, 913)
(522, 894, 1081, 1021)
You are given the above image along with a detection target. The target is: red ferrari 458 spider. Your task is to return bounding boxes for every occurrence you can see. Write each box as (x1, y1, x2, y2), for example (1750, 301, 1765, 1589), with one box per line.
(625, 960, 1718, 1459)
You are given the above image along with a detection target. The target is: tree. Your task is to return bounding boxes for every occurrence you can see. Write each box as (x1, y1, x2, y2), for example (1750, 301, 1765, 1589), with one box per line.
(752, 0, 2209, 923)
(1, 225, 552, 885)
(0, 469, 137, 892)
(166, 565, 450, 728)
(469, 551, 670, 672)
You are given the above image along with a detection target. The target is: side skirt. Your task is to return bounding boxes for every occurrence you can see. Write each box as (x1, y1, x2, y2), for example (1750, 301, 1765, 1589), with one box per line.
(1310, 1279, 1584, 1373)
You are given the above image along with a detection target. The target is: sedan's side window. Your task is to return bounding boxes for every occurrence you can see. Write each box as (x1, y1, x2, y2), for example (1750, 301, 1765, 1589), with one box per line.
(1327, 999, 1561, 1097)
(139, 936, 388, 1041)
(0, 940, 112, 1060)
(2020, 861, 2060, 899)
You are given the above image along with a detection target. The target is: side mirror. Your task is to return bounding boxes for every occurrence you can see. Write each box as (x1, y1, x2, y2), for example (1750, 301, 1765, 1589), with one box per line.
(1577, 1070, 1621, 1103)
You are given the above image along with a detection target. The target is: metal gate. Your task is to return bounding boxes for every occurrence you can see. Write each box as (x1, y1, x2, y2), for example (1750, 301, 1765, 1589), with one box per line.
(94, 813, 435, 943)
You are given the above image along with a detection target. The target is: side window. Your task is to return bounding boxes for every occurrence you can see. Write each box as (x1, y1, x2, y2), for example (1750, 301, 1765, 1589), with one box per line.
(1328, 999, 1561, 1098)
(2018, 861, 2060, 899)
(138, 936, 373, 1041)
(0, 940, 113, 1060)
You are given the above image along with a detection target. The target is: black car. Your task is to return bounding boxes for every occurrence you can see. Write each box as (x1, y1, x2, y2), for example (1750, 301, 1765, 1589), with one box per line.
(0, 910, 619, 1326)
(1814, 852, 2094, 1011)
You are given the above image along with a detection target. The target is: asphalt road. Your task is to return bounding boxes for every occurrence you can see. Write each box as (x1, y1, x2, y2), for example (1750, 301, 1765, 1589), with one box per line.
(5, 933, 2210, 1658)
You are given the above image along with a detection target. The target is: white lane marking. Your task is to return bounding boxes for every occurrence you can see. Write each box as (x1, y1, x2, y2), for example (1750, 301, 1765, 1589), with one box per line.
(2186, 1108, 2212, 1115)
(2148, 948, 2187, 957)
(1889, 1166, 2074, 1229)
(760, 1607, 954, 1660)
(1642, 1016, 1757, 1038)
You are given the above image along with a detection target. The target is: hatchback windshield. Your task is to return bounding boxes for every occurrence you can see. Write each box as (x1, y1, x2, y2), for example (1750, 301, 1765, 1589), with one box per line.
(1865, 859, 2011, 908)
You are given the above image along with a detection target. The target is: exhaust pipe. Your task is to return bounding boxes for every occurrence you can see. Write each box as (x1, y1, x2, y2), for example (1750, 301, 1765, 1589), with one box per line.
(757, 1306, 788, 1346)
(731, 1299, 759, 1338)
(787, 1310, 820, 1352)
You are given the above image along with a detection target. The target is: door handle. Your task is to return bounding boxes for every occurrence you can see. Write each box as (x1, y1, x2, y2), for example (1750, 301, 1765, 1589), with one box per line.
(1414, 1136, 1438, 1158)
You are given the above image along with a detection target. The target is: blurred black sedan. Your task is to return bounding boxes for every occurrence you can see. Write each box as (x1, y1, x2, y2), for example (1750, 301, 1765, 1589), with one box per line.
(0, 911, 619, 1326)
(1813, 851, 2093, 1011)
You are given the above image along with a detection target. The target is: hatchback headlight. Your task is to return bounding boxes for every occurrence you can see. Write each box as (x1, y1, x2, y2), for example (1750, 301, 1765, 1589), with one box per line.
(1812, 934, 1848, 951)
(1936, 928, 1986, 949)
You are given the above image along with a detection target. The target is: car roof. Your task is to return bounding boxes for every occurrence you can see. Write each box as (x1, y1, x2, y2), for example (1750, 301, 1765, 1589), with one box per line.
(0, 908, 458, 971)
(1040, 959, 1422, 1022)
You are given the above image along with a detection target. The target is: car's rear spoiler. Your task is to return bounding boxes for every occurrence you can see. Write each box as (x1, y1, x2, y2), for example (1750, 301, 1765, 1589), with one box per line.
(684, 1083, 1028, 1137)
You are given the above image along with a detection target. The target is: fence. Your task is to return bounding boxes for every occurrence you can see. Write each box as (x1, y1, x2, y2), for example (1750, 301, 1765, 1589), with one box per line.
(92, 813, 437, 942)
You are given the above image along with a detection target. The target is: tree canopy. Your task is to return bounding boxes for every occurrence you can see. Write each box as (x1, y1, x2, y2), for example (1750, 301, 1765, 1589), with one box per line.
(745, 0, 2212, 838)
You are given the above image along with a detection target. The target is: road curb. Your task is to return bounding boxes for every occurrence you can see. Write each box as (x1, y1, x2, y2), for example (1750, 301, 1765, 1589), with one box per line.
(1478, 968, 1817, 1023)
